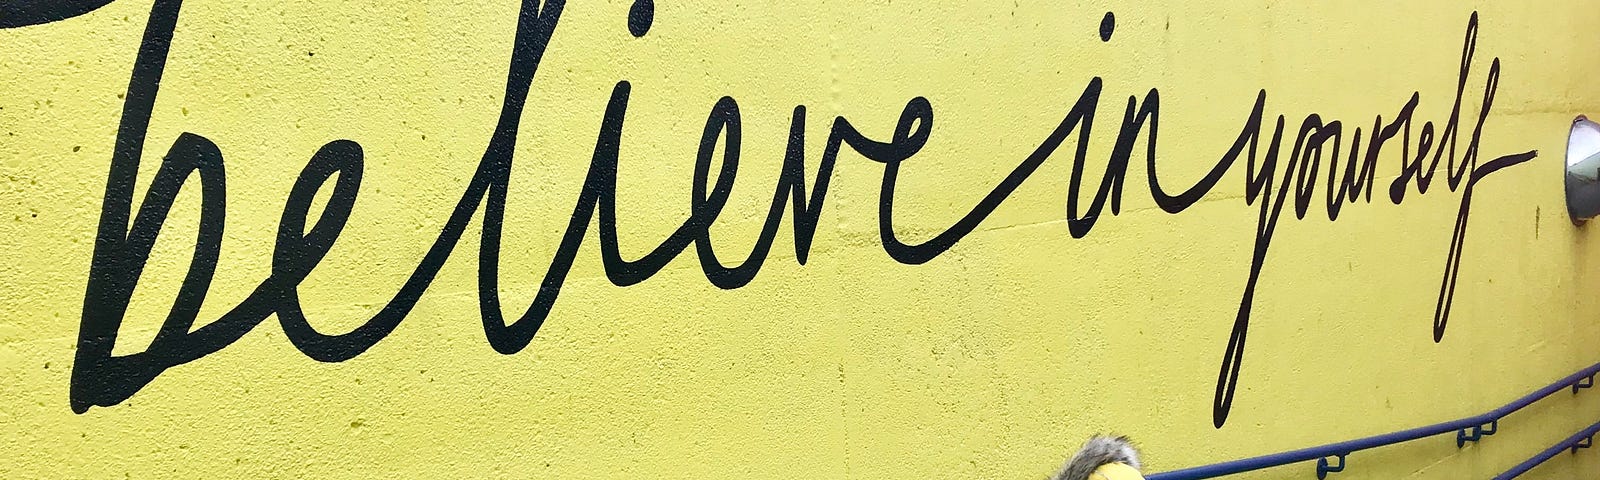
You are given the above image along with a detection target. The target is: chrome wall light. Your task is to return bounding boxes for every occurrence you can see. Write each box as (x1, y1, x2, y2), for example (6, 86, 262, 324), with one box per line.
(1566, 116, 1600, 224)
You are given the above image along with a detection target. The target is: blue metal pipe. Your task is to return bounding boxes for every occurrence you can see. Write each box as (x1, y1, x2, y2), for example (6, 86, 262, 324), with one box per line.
(1492, 419, 1600, 479)
(1147, 361, 1600, 480)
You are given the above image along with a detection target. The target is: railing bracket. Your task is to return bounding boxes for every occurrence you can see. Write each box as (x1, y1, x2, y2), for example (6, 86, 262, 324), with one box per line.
(1315, 454, 1346, 479)
(1572, 435, 1593, 455)
(1496, 420, 1600, 479)
(1457, 420, 1499, 447)
(1574, 374, 1594, 394)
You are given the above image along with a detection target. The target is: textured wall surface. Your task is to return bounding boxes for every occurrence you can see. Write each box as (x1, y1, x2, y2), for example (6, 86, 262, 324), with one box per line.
(3, 1, 1599, 478)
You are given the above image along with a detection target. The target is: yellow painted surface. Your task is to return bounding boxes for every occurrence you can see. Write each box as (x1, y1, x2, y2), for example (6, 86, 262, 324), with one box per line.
(2, 1, 1599, 479)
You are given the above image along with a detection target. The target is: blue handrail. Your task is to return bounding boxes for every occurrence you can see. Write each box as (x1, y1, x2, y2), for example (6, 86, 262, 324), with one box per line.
(1494, 418, 1600, 479)
(1148, 361, 1600, 480)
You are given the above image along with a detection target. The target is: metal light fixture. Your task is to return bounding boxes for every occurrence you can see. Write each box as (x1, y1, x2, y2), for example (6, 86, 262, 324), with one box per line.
(1566, 116, 1600, 224)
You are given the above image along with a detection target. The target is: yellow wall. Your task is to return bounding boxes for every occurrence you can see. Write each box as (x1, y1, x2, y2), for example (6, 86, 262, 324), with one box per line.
(3, 1, 1599, 478)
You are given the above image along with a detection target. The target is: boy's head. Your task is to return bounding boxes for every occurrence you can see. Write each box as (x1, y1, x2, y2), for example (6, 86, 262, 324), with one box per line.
(1052, 435, 1144, 480)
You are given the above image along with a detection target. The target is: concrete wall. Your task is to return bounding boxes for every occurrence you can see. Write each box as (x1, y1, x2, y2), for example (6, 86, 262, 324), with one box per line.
(2, 1, 1599, 478)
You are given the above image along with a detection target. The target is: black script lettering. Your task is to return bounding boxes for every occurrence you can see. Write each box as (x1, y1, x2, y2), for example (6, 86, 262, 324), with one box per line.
(25, 1, 1536, 429)
(0, 0, 115, 28)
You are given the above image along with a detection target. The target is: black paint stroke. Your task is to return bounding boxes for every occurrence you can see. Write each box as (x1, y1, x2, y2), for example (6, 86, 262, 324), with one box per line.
(0, 0, 115, 28)
(62, 2, 1534, 431)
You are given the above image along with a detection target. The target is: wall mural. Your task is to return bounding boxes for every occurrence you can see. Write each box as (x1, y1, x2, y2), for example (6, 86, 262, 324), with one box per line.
(10, 1, 1600, 478)
(11, 0, 1537, 429)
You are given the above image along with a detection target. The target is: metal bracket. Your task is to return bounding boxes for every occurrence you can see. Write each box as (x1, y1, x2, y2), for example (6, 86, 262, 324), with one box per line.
(1574, 374, 1595, 394)
(1457, 420, 1499, 447)
(1316, 454, 1346, 479)
(1573, 435, 1593, 455)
